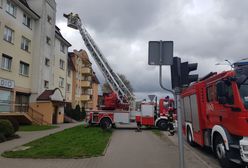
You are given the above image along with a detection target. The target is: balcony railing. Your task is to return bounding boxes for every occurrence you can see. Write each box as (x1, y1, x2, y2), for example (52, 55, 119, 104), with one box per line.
(81, 81, 91, 87)
(81, 67, 92, 75)
(80, 94, 90, 101)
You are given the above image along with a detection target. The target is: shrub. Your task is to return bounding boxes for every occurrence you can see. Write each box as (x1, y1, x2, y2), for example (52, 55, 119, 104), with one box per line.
(0, 119, 14, 137)
(7, 117, 19, 132)
(0, 133, 6, 143)
(81, 107, 86, 120)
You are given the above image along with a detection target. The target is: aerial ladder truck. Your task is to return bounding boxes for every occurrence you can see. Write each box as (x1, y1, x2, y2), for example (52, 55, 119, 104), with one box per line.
(64, 13, 176, 129)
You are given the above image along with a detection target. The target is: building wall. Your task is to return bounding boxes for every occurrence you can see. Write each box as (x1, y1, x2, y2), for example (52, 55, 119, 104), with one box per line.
(0, 0, 38, 112)
(92, 82, 99, 110)
(70, 50, 94, 109)
(54, 36, 68, 99)
(28, 0, 56, 102)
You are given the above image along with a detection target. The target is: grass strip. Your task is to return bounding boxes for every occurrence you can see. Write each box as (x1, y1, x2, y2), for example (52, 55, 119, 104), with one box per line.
(19, 125, 58, 131)
(3, 126, 112, 158)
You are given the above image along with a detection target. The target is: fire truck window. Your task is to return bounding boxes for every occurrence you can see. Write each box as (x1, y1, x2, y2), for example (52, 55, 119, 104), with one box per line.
(225, 84, 234, 105)
(238, 81, 248, 109)
(207, 86, 213, 102)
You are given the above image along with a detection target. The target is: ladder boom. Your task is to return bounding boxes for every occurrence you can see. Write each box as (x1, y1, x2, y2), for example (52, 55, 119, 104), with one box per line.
(64, 13, 135, 104)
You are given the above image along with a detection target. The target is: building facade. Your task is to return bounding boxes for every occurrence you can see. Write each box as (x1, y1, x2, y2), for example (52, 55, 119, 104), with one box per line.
(69, 49, 99, 110)
(0, 0, 40, 114)
(0, 0, 71, 124)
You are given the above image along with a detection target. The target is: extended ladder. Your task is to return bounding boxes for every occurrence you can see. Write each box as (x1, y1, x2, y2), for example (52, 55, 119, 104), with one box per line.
(64, 13, 135, 104)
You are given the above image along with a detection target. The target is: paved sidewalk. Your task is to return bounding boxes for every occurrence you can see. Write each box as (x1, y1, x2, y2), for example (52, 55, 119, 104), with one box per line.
(0, 122, 82, 154)
(1, 129, 210, 168)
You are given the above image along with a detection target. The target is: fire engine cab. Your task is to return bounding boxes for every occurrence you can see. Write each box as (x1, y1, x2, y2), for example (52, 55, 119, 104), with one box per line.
(181, 65, 248, 167)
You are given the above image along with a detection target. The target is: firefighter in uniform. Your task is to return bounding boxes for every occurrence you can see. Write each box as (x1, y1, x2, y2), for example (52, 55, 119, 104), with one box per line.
(165, 96, 175, 136)
(168, 107, 175, 136)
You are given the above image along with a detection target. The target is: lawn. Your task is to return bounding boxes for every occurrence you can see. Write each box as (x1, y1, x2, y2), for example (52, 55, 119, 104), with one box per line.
(19, 125, 58, 131)
(3, 126, 112, 158)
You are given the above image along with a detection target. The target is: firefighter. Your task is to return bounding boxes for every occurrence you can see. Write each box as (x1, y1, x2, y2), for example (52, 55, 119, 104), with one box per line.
(165, 96, 175, 136)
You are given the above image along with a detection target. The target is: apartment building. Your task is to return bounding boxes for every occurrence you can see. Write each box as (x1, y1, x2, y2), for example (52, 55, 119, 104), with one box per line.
(0, 0, 71, 124)
(0, 0, 39, 115)
(69, 49, 99, 110)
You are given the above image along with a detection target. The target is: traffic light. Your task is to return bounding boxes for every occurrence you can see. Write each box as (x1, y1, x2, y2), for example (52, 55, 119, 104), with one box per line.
(170, 57, 181, 89)
(180, 62, 198, 86)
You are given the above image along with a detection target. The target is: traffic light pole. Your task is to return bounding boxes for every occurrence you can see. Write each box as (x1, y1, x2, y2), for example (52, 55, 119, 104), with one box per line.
(175, 87, 185, 168)
(159, 65, 185, 168)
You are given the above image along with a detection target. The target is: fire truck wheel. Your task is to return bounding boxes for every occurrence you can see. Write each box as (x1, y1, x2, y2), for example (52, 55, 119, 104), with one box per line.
(100, 118, 112, 130)
(157, 120, 168, 130)
(187, 127, 195, 146)
(214, 135, 236, 168)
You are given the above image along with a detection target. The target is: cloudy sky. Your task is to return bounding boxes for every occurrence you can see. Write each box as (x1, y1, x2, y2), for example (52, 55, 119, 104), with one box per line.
(56, 0, 248, 100)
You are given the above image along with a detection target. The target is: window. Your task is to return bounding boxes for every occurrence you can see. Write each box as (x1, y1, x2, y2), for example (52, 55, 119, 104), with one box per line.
(59, 77, 64, 88)
(66, 83, 70, 92)
(6, 0, 16, 17)
(21, 36, 31, 52)
(1, 54, 12, 71)
(23, 14, 32, 29)
(4, 26, 14, 43)
(67, 69, 71, 77)
(207, 86, 214, 102)
(59, 59, 64, 69)
(45, 58, 50, 66)
(46, 36, 51, 45)
(47, 15, 52, 24)
(0, 90, 12, 112)
(15, 93, 29, 112)
(19, 62, 29, 76)
(60, 42, 65, 53)
(44, 80, 49, 88)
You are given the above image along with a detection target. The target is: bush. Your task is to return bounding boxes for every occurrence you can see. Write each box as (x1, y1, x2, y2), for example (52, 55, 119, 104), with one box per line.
(0, 119, 14, 137)
(7, 117, 19, 132)
(0, 133, 6, 143)
(81, 107, 86, 120)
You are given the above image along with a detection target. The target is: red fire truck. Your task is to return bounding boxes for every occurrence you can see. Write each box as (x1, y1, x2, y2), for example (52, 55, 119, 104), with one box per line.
(181, 66, 248, 167)
(87, 95, 176, 130)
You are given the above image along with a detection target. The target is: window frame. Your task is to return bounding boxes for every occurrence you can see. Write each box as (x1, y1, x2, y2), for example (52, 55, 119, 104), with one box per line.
(46, 36, 51, 45)
(3, 26, 14, 43)
(66, 83, 70, 92)
(21, 36, 31, 52)
(60, 42, 65, 53)
(19, 61, 29, 76)
(59, 77, 64, 88)
(44, 80, 49, 89)
(6, 0, 16, 17)
(23, 13, 32, 29)
(1, 54, 12, 71)
(45, 58, 50, 66)
(59, 59, 65, 70)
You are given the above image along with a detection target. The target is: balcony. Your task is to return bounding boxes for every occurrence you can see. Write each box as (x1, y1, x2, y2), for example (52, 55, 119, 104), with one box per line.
(81, 81, 91, 87)
(81, 67, 91, 75)
(80, 95, 90, 101)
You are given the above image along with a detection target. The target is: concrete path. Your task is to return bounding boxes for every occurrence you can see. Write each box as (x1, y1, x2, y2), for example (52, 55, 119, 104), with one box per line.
(0, 129, 209, 168)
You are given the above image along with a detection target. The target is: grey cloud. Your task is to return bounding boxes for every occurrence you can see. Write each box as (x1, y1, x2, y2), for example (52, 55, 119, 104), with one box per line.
(56, 0, 248, 99)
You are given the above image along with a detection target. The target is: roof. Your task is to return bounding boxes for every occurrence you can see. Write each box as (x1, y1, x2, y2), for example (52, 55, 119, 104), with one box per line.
(55, 26, 72, 47)
(18, 0, 40, 19)
(37, 88, 64, 102)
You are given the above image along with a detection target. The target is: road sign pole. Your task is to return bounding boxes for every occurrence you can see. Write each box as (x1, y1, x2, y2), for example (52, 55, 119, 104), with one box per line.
(175, 87, 185, 168)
